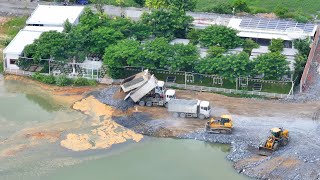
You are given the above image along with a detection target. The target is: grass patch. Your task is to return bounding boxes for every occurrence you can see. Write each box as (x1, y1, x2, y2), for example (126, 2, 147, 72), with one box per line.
(2, 16, 28, 37)
(195, 0, 320, 17)
(103, 0, 140, 7)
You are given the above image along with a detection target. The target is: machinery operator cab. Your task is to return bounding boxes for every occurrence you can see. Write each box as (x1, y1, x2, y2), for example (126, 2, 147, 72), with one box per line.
(165, 89, 176, 102)
(199, 101, 211, 118)
(155, 81, 165, 97)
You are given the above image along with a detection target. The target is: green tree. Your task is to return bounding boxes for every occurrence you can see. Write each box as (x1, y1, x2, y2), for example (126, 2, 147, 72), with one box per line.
(203, 2, 233, 14)
(129, 22, 152, 41)
(88, 27, 124, 56)
(233, 0, 250, 13)
(23, 31, 67, 62)
(293, 54, 307, 82)
(141, 9, 193, 39)
(108, 18, 134, 37)
(199, 25, 242, 49)
(253, 52, 289, 80)
(242, 39, 259, 55)
(274, 5, 289, 18)
(269, 38, 284, 52)
(140, 37, 173, 68)
(207, 46, 226, 58)
(195, 52, 251, 79)
(145, 0, 168, 9)
(167, 0, 197, 12)
(91, 0, 107, 14)
(79, 8, 109, 29)
(103, 39, 142, 78)
(293, 38, 311, 56)
(168, 43, 199, 71)
(63, 19, 73, 33)
(187, 28, 201, 45)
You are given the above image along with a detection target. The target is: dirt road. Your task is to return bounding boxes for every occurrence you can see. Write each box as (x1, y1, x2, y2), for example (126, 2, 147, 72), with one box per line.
(96, 87, 320, 180)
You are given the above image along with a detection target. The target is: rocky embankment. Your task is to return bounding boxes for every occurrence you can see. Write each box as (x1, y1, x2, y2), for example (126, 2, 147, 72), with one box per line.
(92, 86, 320, 180)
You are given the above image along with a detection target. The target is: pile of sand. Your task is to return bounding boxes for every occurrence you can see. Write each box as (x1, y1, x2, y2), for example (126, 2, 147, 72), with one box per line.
(60, 96, 143, 151)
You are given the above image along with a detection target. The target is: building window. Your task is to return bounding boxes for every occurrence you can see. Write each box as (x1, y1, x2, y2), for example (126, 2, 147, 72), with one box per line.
(10, 59, 16, 65)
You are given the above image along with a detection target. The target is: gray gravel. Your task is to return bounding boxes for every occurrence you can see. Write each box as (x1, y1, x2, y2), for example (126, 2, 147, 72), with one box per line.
(90, 86, 135, 111)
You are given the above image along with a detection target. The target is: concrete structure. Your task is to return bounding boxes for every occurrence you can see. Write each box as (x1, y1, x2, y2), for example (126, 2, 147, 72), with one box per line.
(3, 5, 84, 71)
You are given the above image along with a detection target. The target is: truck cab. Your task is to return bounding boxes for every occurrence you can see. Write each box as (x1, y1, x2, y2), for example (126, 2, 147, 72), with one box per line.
(199, 101, 211, 118)
(165, 89, 176, 102)
(155, 81, 165, 98)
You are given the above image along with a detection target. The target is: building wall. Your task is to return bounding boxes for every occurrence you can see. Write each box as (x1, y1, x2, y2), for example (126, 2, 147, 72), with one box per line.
(4, 53, 20, 70)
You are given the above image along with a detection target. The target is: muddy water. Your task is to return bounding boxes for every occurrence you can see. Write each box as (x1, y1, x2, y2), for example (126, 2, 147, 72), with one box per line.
(0, 75, 247, 180)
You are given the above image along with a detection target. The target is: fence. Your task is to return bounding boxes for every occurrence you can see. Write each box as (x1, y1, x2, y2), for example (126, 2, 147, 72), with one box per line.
(166, 82, 293, 99)
(117, 67, 293, 98)
(300, 26, 320, 92)
(5, 69, 34, 76)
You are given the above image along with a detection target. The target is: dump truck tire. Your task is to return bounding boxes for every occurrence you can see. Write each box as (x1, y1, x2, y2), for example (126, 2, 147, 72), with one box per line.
(155, 94, 160, 98)
(139, 101, 145, 106)
(199, 114, 205, 119)
(173, 112, 179, 118)
(146, 101, 152, 107)
(180, 113, 186, 118)
(273, 142, 279, 150)
(165, 103, 168, 108)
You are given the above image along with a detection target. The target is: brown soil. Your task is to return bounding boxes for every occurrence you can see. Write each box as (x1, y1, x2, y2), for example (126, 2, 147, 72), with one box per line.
(25, 131, 62, 142)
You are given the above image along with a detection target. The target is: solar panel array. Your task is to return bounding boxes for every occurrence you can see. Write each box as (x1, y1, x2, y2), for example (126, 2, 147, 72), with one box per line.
(239, 18, 315, 33)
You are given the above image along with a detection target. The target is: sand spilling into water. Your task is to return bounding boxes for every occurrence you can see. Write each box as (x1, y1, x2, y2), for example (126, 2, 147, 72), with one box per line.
(61, 96, 143, 151)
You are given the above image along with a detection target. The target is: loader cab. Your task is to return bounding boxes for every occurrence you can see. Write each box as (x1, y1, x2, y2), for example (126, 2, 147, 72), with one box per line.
(199, 101, 211, 118)
(270, 128, 281, 138)
(155, 81, 166, 97)
(165, 89, 176, 102)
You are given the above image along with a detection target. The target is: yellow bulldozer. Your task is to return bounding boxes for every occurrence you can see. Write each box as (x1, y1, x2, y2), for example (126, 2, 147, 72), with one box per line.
(258, 127, 289, 156)
(205, 115, 233, 134)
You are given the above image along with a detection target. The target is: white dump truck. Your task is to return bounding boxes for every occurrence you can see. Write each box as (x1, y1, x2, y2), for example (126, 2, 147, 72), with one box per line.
(167, 99, 211, 119)
(122, 70, 176, 107)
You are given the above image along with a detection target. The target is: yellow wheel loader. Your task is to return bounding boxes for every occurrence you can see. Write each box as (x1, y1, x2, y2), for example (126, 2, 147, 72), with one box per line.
(258, 127, 289, 156)
(205, 115, 233, 134)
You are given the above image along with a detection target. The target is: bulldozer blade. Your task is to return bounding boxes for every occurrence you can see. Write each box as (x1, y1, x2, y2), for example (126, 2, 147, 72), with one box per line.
(258, 147, 273, 156)
(206, 128, 232, 134)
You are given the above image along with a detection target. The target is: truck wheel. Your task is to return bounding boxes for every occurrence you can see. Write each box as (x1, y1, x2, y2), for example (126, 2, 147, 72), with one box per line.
(173, 112, 179, 118)
(146, 101, 152, 107)
(199, 114, 205, 119)
(139, 101, 145, 106)
(180, 113, 186, 118)
(164, 103, 168, 108)
(155, 94, 160, 98)
(273, 142, 279, 150)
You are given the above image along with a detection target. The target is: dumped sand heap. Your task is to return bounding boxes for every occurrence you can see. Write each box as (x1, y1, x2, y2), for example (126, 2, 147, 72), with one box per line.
(61, 96, 143, 151)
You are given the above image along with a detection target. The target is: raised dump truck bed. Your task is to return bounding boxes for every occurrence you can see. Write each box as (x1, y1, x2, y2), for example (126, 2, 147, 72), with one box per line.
(125, 75, 158, 102)
(121, 70, 150, 93)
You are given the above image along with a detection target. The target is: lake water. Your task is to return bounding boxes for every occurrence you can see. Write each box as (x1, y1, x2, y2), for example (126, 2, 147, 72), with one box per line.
(0, 75, 247, 180)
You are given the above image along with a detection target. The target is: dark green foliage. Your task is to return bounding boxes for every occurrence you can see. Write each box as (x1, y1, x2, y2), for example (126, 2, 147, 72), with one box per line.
(233, 0, 250, 13)
(63, 19, 73, 33)
(129, 22, 152, 41)
(187, 29, 201, 45)
(133, 0, 145, 6)
(141, 9, 193, 39)
(55, 75, 71, 86)
(73, 78, 97, 86)
(168, 43, 199, 71)
(242, 39, 259, 55)
(202, 1, 233, 14)
(89, 27, 124, 56)
(207, 46, 226, 58)
(274, 6, 289, 18)
(294, 39, 311, 56)
(269, 39, 284, 53)
(167, 0, 197, 12)
(253, 52, 289, 80)
(199, 25, 242, 49)
(195, 52, 251, 79)
(23, 31, 68, 62)
(32, 73, 55, 84)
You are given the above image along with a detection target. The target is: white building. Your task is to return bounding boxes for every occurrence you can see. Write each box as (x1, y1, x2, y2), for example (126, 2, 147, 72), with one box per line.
(26, 5, 84, 26)
(3, 5, 84, 71)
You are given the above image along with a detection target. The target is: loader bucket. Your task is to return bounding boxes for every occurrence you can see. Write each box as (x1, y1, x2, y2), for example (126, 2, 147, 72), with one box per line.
(258, 146, 273, 156)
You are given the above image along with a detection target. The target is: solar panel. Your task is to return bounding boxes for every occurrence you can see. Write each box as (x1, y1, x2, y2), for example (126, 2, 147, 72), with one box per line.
(239, 18, 316, 33)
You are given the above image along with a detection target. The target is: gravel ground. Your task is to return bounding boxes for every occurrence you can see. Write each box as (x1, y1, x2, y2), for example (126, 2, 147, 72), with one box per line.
(96, 86, 320, 180)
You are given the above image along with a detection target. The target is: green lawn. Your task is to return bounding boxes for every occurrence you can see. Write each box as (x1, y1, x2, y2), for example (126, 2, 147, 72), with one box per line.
(195, 0, 320, 16)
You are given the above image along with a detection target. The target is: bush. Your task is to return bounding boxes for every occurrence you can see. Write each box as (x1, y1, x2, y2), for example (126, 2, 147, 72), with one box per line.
(55, 75, 71, 86)
(42, 75, 55, 84)
(250, 7, 268, 14)
(0, 63, 3, 73)
(274, 6, 289, 18)
(73, 77, 97, 86)
(207, 46, 226, 57)
(32, 72, 44, 81)
(202, 2, 233, 14)
(269, 39, 284, 53)
(187, 29, 201, 45)
(233, 0, 250, 13)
